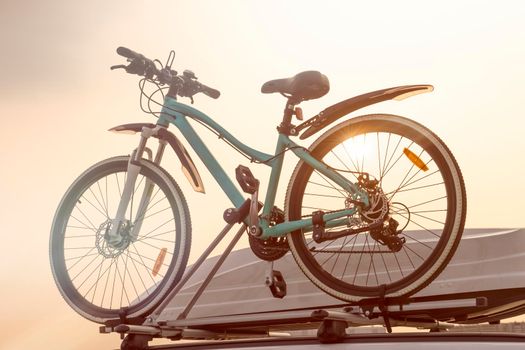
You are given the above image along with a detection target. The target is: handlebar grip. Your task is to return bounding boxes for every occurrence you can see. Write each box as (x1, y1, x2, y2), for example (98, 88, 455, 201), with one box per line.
(201, 84, 221, 99)
(117, 47, 142, 59)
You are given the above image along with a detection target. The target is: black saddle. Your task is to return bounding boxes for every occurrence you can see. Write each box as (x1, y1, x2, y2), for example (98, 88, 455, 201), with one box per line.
(261, 71, 329, 102)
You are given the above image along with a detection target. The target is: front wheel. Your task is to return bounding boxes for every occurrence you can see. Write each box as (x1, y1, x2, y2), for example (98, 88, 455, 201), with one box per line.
(285, 114, 466, 302)
(50, 156, 191, 323)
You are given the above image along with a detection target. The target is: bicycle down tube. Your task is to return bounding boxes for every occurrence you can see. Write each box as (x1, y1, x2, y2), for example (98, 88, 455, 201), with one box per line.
(157, 96, 369, 239)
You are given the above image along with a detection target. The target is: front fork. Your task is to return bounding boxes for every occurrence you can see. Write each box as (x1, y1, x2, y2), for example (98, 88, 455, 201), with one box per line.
(106, 125, 167, 247)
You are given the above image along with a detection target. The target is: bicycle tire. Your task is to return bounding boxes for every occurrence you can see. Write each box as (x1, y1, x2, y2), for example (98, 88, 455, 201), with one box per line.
(50, 156, 191, 323)
(285, 114, 466, 301)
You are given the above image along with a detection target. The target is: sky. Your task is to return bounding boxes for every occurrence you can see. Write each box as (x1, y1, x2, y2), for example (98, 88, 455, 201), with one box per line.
(1, 1, 524, 349)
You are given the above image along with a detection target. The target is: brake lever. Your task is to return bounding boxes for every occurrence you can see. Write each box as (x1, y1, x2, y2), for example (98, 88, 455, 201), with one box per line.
(110, 64, 127, 70)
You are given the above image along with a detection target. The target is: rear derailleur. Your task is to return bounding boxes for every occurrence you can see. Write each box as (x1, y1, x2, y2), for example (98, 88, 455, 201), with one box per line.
(312, 173, 405, 252)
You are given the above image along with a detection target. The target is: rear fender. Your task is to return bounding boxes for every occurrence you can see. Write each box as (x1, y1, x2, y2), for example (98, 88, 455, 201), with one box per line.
(109, 123, 205, 193)
(298, 84, 433, 139)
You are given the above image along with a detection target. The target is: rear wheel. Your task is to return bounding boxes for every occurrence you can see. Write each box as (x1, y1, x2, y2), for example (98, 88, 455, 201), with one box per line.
(286, 114, 466, 301)
(50, 156, 191, 323)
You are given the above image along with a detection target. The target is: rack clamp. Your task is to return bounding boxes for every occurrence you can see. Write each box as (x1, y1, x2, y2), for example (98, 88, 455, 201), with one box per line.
(357, 285, 410, 334)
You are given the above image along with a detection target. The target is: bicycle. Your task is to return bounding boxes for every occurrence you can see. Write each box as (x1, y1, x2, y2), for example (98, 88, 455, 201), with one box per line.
(49, 47, 466, 324)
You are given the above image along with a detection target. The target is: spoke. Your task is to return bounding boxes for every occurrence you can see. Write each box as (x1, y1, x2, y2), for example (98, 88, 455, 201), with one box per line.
(93, 180, 109, 216)
(302, 205, 331, 212)
(341, 234, 359, 280)
(393, 169, 441, 194)
(65, 234, 96, 238)
(80, 193, 109, 219)
(66, 225, 97, 231)
(66, 247, 97, 270)
(386, 181, 444, 195)
(131, 243, 159, 285)
(408, 195, 447, 210)
(361, 133, 366, 175)
(135, 187, 163, 220)
(401, 232, 435, 250)
(387, 148, 421, 200)
(388, 155, 435, 201)
(308, 180, 344, 191)
(134, 236, 173, 256)
(331, 149, 360, 182)
(101, 257, 117, 308)
(140, 236, 175, 244)
(402, 245, 417, 270)
(128, 249, 171, 269)
(381, 135, 404, 181)
(340, 143, 361, 180)
(364, 237, 379, 286)
(74, 255, 106, 290)
(380, 133, 392, 184)
(135, 218, 175, 242)
(330, 236, 350, 275)
(411, 212, 446, 225)
(69, 214, 98, 232)
(396, 212, 441, 238)
(124, 250, 141, 301)
(351, 234, 367, 285)
(377, 133, 382, 184)
(74, 205, 99, 233)
(110, 255, 119, 309)
(105, 176, 109, 216)
(411, 209, 447, 214)
(382, 140, 414, 181)
(139, 206, 171, 223)
(392, 248, 405, 277)
(313, 170, 348, 198)
(128, 250, 149, 294)
(304, 192, 347, 199)
(136, 229, 175, 242)
(65, 252, 99, 262)
(126, 253, 166, 279)
(115, 255, 131, 307)
(312, 238, 340, 258)
(87, 258, 107, 302)
(84, 257, 124, 303)
(120, 250, 130, 307)
(402, 243, 426, 262)
(65, 247, 97, 250)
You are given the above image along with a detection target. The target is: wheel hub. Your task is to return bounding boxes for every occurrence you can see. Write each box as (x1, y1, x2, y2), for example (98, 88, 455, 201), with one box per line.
(352, 174, 406, 252)
(96, 219, 131, 258)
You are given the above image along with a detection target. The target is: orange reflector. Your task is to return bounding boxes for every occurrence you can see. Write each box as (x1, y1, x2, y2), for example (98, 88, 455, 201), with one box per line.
(152, 248, 167, 277)
(403, 148, 429, 171)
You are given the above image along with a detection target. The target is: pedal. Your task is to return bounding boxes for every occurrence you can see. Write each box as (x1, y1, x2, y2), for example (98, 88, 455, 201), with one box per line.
(268, 270, 287, 299)
(236, 165, 262, 236)
(235, 165, 259, 194)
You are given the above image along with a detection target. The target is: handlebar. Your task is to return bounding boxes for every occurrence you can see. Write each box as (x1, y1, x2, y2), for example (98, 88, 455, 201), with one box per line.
(112, 46, 220, 100)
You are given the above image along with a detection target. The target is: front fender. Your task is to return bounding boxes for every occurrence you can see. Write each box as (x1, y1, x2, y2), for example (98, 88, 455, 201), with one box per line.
(109, 123, 205, 193)
(298, 84, 433, 139)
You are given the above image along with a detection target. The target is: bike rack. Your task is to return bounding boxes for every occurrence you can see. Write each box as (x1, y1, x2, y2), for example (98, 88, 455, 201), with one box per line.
(98, 200, 492, 349)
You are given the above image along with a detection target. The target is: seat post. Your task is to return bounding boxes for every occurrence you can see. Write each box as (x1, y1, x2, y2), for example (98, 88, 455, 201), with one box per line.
(277, 98, 297, 135)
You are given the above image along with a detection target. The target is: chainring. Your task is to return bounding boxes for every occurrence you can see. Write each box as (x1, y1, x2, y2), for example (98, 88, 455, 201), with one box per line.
(248, 206, 289, 261)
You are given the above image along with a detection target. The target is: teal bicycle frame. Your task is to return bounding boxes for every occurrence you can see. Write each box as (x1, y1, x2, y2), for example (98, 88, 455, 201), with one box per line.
(153, 95, 370, 240)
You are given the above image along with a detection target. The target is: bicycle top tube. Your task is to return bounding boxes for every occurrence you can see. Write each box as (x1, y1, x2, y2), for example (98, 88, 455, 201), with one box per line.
(159, 95, 275, 164)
